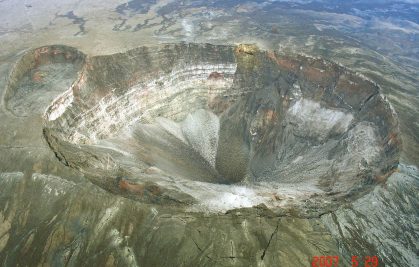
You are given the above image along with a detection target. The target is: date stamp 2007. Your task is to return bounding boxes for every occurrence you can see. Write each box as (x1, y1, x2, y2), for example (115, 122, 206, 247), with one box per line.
(311, 256, 339, 267)
(311, 255, 379, 267)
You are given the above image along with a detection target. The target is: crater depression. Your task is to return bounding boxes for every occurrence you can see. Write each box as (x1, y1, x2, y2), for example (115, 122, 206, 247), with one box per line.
(30, 43, 401, 217)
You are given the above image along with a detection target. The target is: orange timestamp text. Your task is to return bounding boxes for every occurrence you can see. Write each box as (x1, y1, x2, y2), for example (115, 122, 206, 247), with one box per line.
(311, 255, 379, 267)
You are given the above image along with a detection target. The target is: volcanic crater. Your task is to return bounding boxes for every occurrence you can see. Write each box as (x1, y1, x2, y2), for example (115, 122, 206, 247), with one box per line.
(7, 43, 400, 217)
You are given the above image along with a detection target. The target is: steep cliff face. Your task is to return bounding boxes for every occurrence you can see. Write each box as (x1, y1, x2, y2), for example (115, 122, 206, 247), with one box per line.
(40, 43, 401, 217)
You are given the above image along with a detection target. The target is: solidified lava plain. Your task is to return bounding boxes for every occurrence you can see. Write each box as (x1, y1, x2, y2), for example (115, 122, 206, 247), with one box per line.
(7, 43, 400, 217)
